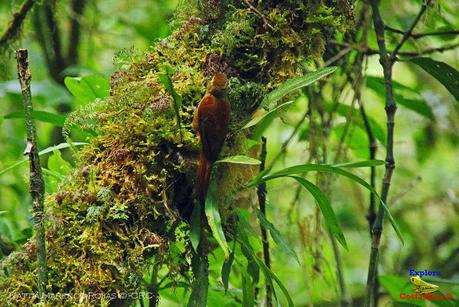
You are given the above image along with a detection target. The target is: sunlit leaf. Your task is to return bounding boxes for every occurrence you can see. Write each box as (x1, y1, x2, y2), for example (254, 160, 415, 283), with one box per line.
(410, 57, 459, 101)
(64, 75, 109, 104)
(334, 160, 385, 168)
(243, 100, 294, 129)
(3, 111, 66, 126)
(48, 149, 73, 176)
(263, 66, 337, 108)
(216, 155, 261, 165)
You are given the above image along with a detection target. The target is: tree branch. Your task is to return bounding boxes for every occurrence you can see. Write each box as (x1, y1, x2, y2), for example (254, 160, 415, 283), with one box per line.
(385, 25, 459, 39)
(16, 48, 48, 300)
(0, 0, 35, 49)
(68, 0, 86, 65)
(391, 0, 431, 59)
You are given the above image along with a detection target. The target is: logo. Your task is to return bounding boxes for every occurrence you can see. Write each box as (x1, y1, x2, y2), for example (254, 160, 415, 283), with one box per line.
(410, 275, 439, 294)
(398, 268, 454, 301)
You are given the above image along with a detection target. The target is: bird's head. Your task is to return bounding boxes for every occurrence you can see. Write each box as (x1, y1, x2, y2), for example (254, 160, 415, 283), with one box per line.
(207, 73, 228, 98)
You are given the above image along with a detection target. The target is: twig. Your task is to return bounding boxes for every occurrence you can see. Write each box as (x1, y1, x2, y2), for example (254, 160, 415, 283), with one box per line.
(330, 40, 459, 58)
(391, 0, 431, 59)
(0, 0, 35, 48)
(16, 48, 48, 299)
(394, 43, 459, 57)
(242, 0, 275, 31)
(324, 46, 352, 66)
(385, 25, 459, 39)
(257, 137, 273, 307)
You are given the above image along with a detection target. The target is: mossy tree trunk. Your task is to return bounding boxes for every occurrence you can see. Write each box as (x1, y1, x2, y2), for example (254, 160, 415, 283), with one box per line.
(0, 1, 352, 306)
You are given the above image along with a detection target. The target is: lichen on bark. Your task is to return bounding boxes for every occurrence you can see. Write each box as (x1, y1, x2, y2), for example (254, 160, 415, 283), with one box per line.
(0, 1, 352, 305)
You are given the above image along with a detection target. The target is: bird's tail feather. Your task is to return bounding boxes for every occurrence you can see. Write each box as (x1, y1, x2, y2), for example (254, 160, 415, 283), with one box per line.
(197, 151, 212, 205)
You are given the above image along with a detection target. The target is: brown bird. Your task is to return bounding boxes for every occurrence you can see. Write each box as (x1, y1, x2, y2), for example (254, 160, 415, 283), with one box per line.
(193, 73, 231, 204)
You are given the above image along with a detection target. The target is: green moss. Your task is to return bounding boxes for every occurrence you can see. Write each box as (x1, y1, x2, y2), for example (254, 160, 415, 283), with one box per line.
(0, 1, 352, 305)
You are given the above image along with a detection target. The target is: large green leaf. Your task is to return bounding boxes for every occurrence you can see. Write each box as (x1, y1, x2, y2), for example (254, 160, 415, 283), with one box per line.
(205, 181, 230, 259)
(379, 275, 423, 306)
(47, 149, 73, 177)
(263, 66, 337, 108)
(410, 57, 459, 101)
(0, 142, 87, 177)
(256, 209, 302, 263)
(216, 155, 261, 165)
(3, 111, 66, 126)
(246, 162, 404, 245)
(290, 177, 347, 249)
(64, 75, 109, 104)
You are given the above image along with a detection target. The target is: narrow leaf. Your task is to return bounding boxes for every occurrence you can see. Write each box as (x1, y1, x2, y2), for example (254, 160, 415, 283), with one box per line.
(264, 66, 337, 108)
(158, 70, 183, 137)
(334, 160, 385, 168)
(0, 142, 87, 177)
(243, 100, 294, 129)
(221, 245, 235, 292)
(246, 163, 404, 245)
(256, 210, 301, 263)
(216, 155, 261, 165)
(4, 111, 66, 126)
(291, 177, 347, 249)
(410, 57, 459, 101)
(205, 181, 230, 259)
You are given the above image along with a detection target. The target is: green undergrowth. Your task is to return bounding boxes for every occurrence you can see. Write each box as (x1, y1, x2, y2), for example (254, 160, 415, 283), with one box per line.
(0, 0, 351, 305)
